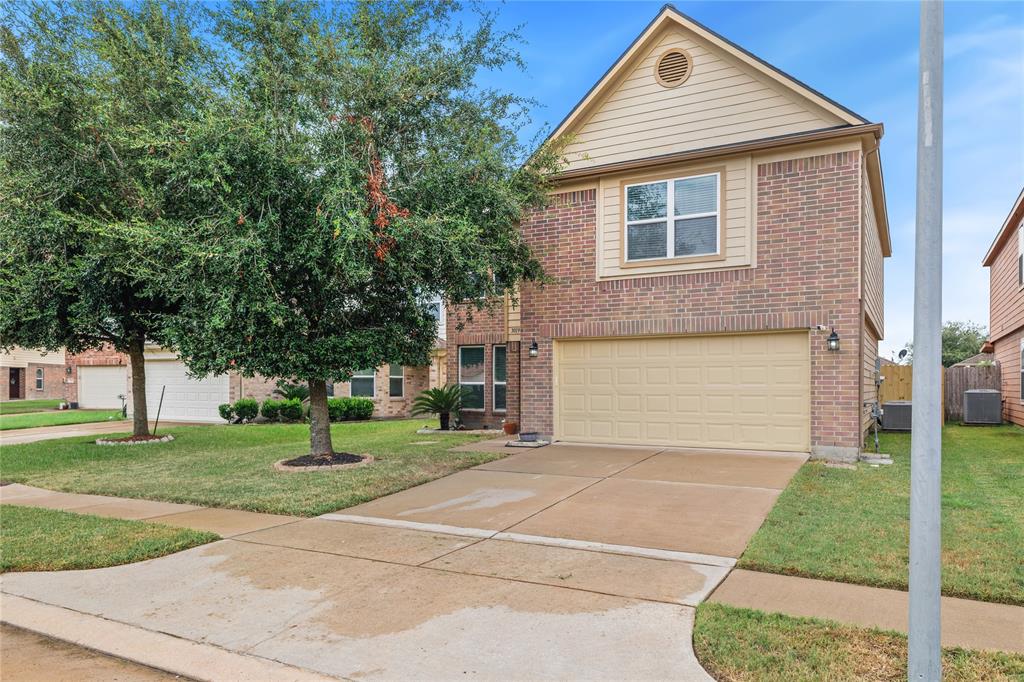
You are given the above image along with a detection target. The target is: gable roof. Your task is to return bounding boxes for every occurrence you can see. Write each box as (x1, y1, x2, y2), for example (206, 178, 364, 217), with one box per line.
(546, 4, 869, 147)
(982, 186, 1024, 266)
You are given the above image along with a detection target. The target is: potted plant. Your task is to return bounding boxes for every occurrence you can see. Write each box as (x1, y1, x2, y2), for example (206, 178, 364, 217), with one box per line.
(411, 384, 471, 430)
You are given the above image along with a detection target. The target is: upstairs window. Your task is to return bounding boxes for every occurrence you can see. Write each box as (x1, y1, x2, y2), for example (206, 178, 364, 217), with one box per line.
(625, 172, 720, 262)
(1017, 223, 1022, 287)
(350, 368, 375, 397)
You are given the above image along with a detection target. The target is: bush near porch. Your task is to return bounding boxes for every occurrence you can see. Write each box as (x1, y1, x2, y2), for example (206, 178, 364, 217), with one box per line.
(740, 424, 1024, 605)
(0, 419, 502, 516)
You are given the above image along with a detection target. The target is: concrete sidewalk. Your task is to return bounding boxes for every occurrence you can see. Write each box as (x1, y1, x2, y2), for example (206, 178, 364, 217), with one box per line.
(709, 569, 1024, 654)
(0, 420, 204, 446)
(0, 483, 296, 537)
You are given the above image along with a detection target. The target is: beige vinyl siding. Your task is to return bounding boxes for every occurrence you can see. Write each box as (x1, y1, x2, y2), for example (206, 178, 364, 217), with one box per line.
(0, 347, 64, 368)
(563, 27, 844, 172)
(598, 155, 751, 279)
(862, 322, 880, 438)
(506, 289, 522, 342)
(862, 168, 884, 337)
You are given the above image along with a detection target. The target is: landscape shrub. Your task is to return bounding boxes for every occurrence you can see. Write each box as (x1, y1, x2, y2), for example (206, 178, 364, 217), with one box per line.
(279, 398, 303, 422)
(260, 399, 282, 421)
(346, 397, 374, 420)
(218, 403, 235, 422)
(327, 397, 345, 422)
(233, 398, 259, 422)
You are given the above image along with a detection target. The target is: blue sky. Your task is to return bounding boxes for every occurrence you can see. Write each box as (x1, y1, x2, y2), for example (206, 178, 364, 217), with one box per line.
(474, 1, 1024, 359)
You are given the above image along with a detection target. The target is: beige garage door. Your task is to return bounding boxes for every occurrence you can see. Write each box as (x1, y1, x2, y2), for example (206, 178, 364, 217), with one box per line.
(555, 332, 810, 452)
(78, 365, 127, 409)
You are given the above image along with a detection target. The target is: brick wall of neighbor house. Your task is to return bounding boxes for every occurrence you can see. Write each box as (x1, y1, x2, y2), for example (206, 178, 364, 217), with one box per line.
(988, 216, 1024, 426)
(334, 364, 432, 419)
(27, 362, 65, 399)
(64, 346, 128, 403)
(508, 151, 864, 456)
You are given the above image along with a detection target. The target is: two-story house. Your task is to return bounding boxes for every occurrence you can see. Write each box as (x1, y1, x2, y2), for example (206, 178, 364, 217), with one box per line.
(982, 187, 1024, 427)
(448, 5, 890, 461)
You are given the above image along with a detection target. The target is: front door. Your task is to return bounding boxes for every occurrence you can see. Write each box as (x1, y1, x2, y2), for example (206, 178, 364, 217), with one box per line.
(9, 368, 23, 399)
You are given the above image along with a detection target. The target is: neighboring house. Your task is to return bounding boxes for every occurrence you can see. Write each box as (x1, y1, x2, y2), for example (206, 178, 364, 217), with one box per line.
(448, 6, 891, 461)
(982, 187, 1024, 427)
(0, 347, 65, 401)
(950, 352, 995, 368)
(65, 346, 129, 409)
(120, 299, 449, 423)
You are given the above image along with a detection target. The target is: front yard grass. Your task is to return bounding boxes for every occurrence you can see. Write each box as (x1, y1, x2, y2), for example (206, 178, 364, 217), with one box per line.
(740, 424, 1023, 605)
(0, 409, 124, 431)
(0, 419, 503, 516)
(693, 602, 1024, 682)
(0, 505, 217, 572)
(0, 399, 62, 415)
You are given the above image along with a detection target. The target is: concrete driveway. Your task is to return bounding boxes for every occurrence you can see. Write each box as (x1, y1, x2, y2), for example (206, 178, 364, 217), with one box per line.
(1, 441, 806, 680)
(0, 420, 204, 445)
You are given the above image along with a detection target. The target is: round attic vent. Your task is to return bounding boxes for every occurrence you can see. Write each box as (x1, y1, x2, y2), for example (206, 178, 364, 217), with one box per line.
(655, 48, 692, 88)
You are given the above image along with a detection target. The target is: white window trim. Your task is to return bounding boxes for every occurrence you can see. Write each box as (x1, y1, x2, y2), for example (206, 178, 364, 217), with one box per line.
(624, 171, 720, 263)
(388, 365, 404, 400)
(34, 368, 43, 390)
(459, 346, 485, 411)
(350, 368, 375, 398)
(493, 345, 507, 412)
(1017, 223, 1023, 289)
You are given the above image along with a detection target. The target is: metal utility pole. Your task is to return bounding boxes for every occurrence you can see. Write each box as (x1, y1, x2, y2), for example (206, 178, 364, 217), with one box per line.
(909, 1, 943, 680)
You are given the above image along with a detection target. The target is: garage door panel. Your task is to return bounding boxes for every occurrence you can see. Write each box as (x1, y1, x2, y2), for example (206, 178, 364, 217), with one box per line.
(78, 366, 128, 409)
(142, 360, 229, 423)
(555, 332, 810, 452)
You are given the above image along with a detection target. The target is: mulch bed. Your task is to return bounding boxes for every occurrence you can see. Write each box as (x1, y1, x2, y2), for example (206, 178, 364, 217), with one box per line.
(274, 452, 373, 472)
(95, 434, 174, 446)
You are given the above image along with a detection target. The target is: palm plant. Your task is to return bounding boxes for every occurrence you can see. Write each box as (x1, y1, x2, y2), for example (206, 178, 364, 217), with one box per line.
(273, 379, 310, 402)
(411, 384, 471, 430)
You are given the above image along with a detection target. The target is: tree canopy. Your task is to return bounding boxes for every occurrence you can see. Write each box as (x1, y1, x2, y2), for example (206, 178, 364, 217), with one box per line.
(0, 0, 216, 435)
(171, 0, 564, 454)
(899, 320, 989, 367)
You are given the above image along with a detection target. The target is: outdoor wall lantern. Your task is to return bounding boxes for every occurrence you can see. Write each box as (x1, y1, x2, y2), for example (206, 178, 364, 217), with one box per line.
(826, 328, 840, 352)
(528, 339, 539, 358)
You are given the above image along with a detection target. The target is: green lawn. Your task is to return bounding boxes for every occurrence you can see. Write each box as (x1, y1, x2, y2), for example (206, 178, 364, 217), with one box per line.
(0, 419, 504, 516)
(740, 424, 1024, 605)
(693, 603, 1024, 682)
(0, 399, 62, 415)
(0, 409, 124, 431)
(0, 505, 217, 572)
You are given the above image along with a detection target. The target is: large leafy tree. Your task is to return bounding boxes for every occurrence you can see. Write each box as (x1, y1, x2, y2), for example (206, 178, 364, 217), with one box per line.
(175, 0, 562, 456)
(0, 1, 214, 436)
(899, 320, 989, 367)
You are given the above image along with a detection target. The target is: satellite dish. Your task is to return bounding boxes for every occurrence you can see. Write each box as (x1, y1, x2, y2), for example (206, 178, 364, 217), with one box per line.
(898, 349, 908, 361)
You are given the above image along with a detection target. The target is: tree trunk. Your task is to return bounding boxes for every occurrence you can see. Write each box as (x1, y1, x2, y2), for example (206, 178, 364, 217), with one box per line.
(128, 337, 150, 437)
(308, 378, 333, 455)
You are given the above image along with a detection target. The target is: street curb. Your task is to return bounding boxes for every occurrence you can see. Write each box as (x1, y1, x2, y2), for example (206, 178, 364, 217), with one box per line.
(0, 593, 339, 682)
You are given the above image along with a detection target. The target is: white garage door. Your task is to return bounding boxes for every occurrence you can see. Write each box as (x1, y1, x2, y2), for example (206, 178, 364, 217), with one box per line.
(143, 360, 229, 423)
(555, 332, 810, 452)
(78, 365, 127, 409)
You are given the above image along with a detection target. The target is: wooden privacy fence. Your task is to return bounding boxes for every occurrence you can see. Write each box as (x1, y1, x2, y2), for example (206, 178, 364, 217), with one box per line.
(877, 363, 1001, 422)
(944, 364, 1001, 422)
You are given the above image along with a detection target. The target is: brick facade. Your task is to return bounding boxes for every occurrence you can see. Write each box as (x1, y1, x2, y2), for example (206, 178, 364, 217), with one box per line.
(3, 362, 65, 401)
(64, 346, 128, 403)
(231, 361, 439, 419)
(447, 150, 871, 458)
